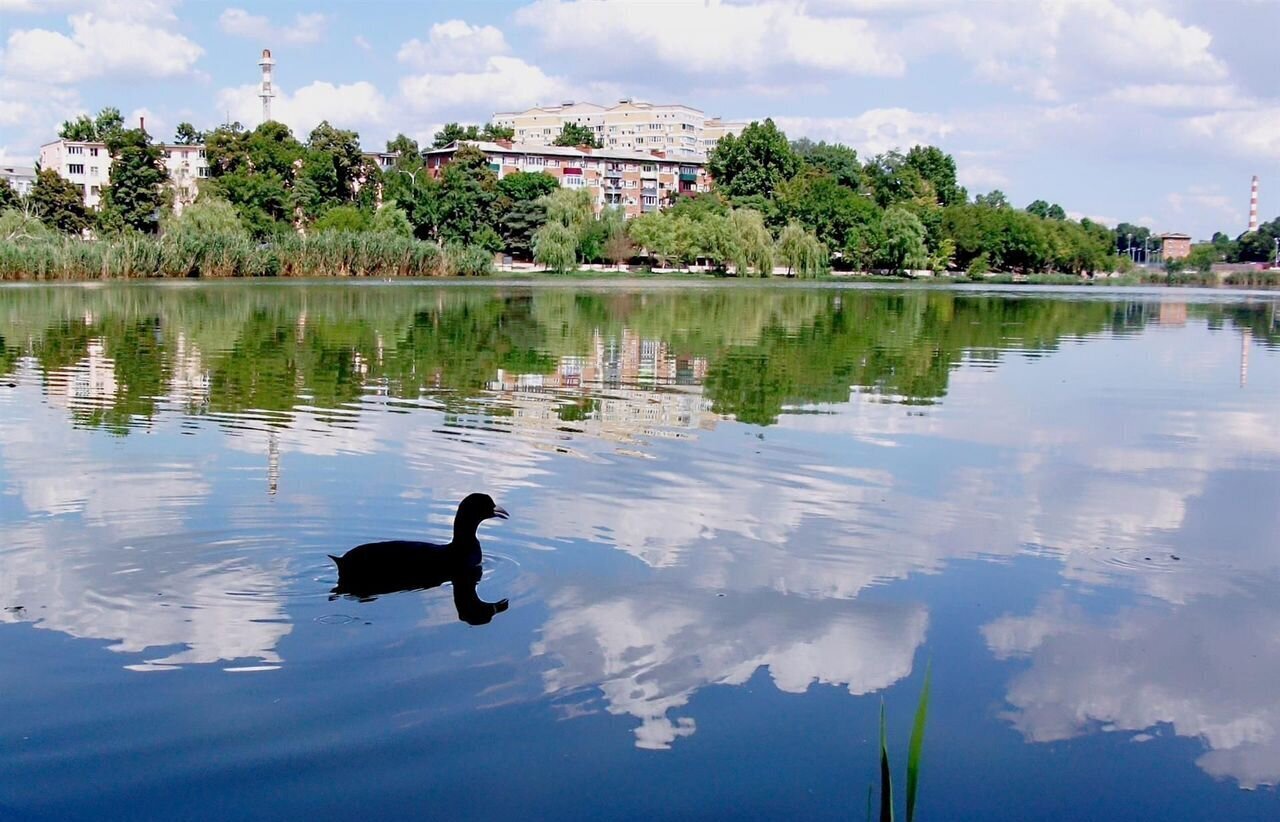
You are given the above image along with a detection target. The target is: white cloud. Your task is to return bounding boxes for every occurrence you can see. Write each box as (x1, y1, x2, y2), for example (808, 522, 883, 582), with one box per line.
(1165, 185, 1244, 233)
(1104, 83, 1252, 111)
(774, 109, 954, 155)
(353, 35, 372, 51)
(3, 12, 202, 83)
(215, 80, 389, 137)
(1185, 106, 1280, 160)
(399, 55, 615, 122)
(218, 8, 330, 45)
(397, 20, 509, 72)
(515, 0, 904, 78)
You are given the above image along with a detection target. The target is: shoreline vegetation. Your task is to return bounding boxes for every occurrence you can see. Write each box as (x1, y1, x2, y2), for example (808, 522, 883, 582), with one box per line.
(3, 111, 1277, 286)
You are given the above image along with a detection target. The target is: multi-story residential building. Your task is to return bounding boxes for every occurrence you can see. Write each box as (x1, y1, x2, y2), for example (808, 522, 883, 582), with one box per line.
(423, 140, 713, 219)
(491, 100, 747, 159)
(2, 165, 36, 198)
(38, 139, 209, 211)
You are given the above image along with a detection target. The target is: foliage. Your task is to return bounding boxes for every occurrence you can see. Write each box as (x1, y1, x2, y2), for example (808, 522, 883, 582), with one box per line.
(312, 205, 371, 234)
(444, 243, 494, 276)
(100, 127, 169, 234)
(973, 190, 1009, 209)
(708, 118, 800, 200)
(174, 122, 203, 145)
(728, 208, 774, 276)
(162, 197, 247, 240)
(0, 207, 54, 242)
(1026, 199, 1066, 220)
(499, 199, 547, 260)
(777, 222, 827, 278)
(385, 133, 421, 160)
(904, 145, 963, 206)
(791, 139, 861, 189)
(431, 122, 515, 148)
(58, 106, 124, 143)
(534, 221, 577, 272)
(29, 168, 91, 235)
(437, 145, 501, 250)
(371, 202, 414, 238)
(0, 179, 18, 211)
(552, 122, 601, 148)
(878, 207, 928, 274)
(498, 171, 559, 203)
(628, 211, 679, 268)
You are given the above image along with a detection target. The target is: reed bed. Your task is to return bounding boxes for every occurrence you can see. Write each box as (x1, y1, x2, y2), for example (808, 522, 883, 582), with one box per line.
(0, 232, 491, 280)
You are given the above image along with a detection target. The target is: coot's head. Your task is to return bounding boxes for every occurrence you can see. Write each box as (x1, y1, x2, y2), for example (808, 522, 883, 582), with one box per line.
(456, 493, 509, 524)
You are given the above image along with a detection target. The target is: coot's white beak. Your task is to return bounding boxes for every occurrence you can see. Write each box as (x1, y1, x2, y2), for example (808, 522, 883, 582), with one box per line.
(492, 505, 510, 520)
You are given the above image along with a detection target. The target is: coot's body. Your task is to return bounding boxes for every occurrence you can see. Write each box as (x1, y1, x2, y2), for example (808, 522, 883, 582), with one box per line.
(328, 493, 510, 624)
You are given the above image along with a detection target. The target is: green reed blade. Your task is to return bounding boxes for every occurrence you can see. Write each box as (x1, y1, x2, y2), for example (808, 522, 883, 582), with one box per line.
(905, 663, 932, 822)
(880, 700, 894, 822)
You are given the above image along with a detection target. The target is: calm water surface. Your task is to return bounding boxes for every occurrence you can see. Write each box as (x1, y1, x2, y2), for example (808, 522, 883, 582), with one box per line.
(1, 282, 1278, 820)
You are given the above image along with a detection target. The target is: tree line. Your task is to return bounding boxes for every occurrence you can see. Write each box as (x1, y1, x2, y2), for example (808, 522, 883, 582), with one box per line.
(2, 108, 1275, 278)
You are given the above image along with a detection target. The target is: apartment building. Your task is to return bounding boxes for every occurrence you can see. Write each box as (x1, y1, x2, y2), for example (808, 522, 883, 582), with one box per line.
(424, 140, 713, 219)
(38, 139, 209, 211)
(491, 100, 747, 159)
(1, 165, 36, 197)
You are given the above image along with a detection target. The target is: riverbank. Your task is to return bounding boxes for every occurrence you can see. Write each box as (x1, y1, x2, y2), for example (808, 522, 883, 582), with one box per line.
(3, 234, 1277, 288)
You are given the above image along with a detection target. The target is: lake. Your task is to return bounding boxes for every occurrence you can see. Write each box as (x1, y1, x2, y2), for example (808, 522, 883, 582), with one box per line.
(1, 281, 1278, 821)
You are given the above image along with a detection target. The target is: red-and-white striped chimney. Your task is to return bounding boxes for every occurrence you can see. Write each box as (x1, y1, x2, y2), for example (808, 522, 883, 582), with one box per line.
(1248, 175, 1259, 233)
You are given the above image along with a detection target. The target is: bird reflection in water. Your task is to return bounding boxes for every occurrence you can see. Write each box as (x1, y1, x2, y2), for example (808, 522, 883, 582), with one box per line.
(329, 493, 510, 625)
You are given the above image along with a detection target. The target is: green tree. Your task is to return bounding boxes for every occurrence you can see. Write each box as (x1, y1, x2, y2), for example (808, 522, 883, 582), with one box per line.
(497, 171, 559, 204)
(777, 222, 827, 278)
(432, 122, 515, 148)
(385, 133, 421, 161)
(629, 211, 678, 268)
(95, 107, 125, 141)
(728, 208, 774, 276)
(791, 139, 861, 189)
(878, 206, 928, 274)
(0, 179, 18, 211)
(99, 127, 169, 233)
(534, 221, 578, 272)
(59, 115, 97, 141)
(174, 122, 203, 145)
(552, 122, 601, 148)
(974, 190, 1010, 209)
(371, 201, 413, 237)
(312, 205, 371, 233)
(437, 145, 501, 250)
(204, 121, 304, 237)
(1185, 244, 1216, 274)
(161, 196, 246, 239)
(707, 118, 800, 200)
(863, 150, 919, 208)
(775, 170, 878, 267)
(904, 145, 962, 206)
(499, 198, 547, 259)
(29, 168, 90, 234)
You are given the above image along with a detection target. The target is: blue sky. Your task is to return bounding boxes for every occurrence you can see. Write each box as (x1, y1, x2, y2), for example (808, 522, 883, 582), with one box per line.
(1, 0, 1276, 239)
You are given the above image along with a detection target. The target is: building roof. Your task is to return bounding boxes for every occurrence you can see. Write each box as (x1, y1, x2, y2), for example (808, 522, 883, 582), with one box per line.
(424, 140, 707, 166)
(1159, 232, 1192, 240)
(2, 165, 36, 179)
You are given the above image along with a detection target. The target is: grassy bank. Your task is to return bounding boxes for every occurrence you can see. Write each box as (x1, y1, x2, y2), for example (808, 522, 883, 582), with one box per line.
(0, 233, 493, 280)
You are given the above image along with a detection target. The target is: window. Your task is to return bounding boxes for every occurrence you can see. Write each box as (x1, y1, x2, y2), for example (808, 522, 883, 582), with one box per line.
(89, 147, 99, 157)
(563, 175, 584, 188)
(68, 163, 85, 174)
(68, 145, 84, 155)
(505, 156, 518, 165)
(198, 148, 206, 158)
(198, 167, 209, 178)
(89, 166, 99, 176)
(643, 195, 657, 206)
(90, 186, 100, 196)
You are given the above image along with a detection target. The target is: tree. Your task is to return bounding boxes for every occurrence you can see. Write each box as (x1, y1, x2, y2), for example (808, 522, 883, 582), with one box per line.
(877, 207, 928, 274)
(174, 122, 203, 145)
(29, 168, 90, 234)
(95, 107, 125, 141)
(162, 196, 246, 239)
(432, 122, 514, 148)
(728, 208, 774, 276)
(371, 201, 413, 237)
(0, 179, 18, 211)
(385, 133, 421, 162)
(775, 170, 878, 266)
(59, 115, 97, 142)
(312, 205, 370, 233)
(552, 122, 601, 148)
(499, 198, 547, 259)
(974, 190, 1009, 209)
(1185, 244, 1216, 274)
(99, 127, 169, 234)
(604, 223, 635, 268)
(791, 139, 861, 189)
(628, 211, 678, 268)
(707, 118, 799, 200)
(0, 207, 53, 242)
(437, 145, 501, 250)
(1046, 203, 1067, 221)
(777, 222, 827, 278)
(203, 121, 304, 237)
(534, 221, 578, 272)
(904, 145, 962, 206)
(1027, 199, 1067, 220)
(497, 171, 559, 204)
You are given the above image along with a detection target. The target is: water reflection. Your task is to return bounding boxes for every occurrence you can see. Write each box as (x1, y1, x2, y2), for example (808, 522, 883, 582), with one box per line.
(1, 283, 1279, 815)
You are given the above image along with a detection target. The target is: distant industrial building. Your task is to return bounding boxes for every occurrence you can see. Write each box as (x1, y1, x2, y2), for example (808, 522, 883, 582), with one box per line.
(38, 138, 209, 211)
(1160, 232, 1192, 260)
(424, 140, 711, 219)
(491, 100, 746, 159)
(1, 165, 36, 197)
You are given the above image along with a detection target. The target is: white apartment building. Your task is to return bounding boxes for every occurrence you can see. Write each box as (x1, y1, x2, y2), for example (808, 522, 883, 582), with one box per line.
(38, 139, 209, 211)
(491, 100, 747, 159)
(2, 165, 36, 197)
